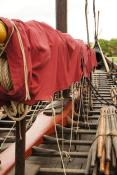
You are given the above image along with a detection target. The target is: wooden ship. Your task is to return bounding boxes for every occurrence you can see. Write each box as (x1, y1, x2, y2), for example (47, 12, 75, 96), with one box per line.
(0, 1, 117, 175)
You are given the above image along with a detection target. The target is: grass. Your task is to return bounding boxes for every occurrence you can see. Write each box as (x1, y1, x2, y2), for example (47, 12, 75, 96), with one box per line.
(108, 57, 117, 63)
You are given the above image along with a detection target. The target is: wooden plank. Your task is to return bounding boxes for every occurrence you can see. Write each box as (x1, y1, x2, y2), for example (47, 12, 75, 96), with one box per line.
(32, 147, 88, 158)
(0, 136, 15, 143)
(43, 135, 92, 145)
(0, 120, 15, 127)
(0, 128, 15, 132)
(56, 124, 96, 134)
(38, 168, 87, 175)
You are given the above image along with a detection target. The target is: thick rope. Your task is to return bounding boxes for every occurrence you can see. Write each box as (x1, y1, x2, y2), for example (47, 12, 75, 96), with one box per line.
(3, 102, 30, 121)
(12, 21, 30, 100)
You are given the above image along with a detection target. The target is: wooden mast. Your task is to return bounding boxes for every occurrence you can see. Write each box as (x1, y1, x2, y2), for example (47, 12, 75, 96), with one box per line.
(15, 2, 68, 174)
(56, 0, 67, 32)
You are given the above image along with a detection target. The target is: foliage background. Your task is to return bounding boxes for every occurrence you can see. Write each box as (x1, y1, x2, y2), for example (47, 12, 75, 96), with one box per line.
(99, 38, 117, 57)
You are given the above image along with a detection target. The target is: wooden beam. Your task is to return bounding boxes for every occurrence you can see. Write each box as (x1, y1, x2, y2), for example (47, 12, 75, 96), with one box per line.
(15, 119, 26, 175)
(56, 0, 67, 32)
(56, 124, 96, 134)
(38, 168, 87, 175)
(32, 146, 88, 158)
(43, 135, 92, 145)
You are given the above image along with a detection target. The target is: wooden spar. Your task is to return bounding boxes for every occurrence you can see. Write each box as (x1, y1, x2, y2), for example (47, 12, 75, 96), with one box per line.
(97, 41, 110, 73)
(15, 119, 26, 175)
(85, 0, 90, 45)
(56, 0, 67, 32)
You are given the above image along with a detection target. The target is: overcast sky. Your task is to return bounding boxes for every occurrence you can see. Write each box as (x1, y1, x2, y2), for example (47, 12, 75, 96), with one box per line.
(0, 0, 117, 43)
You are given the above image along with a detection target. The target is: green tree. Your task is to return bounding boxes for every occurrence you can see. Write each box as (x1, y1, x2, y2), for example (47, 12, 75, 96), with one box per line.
(98, 39, 110, 56)
(109, 38, 117, 56)
(98, 38, 117, 57)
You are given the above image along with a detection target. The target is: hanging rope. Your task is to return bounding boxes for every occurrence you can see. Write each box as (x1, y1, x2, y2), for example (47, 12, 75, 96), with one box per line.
(61, 91, 64, 152)
(69, 83, 75, 153)
(0, 122, 16, 151)
(12, 21, 30, 100)
(51, 97, 67, 175)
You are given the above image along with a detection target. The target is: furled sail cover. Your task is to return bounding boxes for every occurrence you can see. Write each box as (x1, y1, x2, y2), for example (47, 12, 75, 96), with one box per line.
(0, 18, 97, 106)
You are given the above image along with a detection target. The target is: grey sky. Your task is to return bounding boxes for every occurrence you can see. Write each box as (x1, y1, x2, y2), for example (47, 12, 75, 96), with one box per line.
(0, 0, 117, 42)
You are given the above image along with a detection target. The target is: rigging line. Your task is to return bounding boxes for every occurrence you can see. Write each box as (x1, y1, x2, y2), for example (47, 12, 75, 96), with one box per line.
(0, 122, 16, 151)
(26, 101, 49, 129)
(69, 83, 74, 153)
(91, 86, 110, 105)
(81, 78, 87, 122)
(92, 88, 108, 105)
(61, 91, 64, 152)
(88, 78, 110, 102)
(81, 79, 86, 122)
(76, 86, 82, 134)
(89, 80, 115, 106)
(26, 101, 41, 129)
(82, 79, 90, 130)
(66, 87, 81, 167)
(86, 85, 91, 129)
(51, 97, 67, 175)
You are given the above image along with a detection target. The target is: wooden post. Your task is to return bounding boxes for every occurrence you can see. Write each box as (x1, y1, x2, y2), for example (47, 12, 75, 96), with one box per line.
(15, 118, 26, 175)
(56, 0, 67, 32)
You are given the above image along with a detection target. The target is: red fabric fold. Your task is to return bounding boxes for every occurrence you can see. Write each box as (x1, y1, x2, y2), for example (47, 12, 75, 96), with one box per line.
(0, 18, 97, 106)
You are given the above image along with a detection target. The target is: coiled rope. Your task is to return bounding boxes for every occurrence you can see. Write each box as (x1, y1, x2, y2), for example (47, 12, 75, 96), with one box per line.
(0, 20, 31, 121)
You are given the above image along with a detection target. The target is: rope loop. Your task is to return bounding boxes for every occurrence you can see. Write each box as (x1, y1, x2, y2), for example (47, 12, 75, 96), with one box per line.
(3, 102, 31, 121)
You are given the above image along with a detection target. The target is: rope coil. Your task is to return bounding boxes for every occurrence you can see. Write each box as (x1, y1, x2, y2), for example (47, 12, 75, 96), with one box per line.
(0, 20, 31, 121)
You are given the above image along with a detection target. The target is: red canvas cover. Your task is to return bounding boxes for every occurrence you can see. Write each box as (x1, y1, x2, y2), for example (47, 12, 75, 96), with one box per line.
(0, 18, 97, 106)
